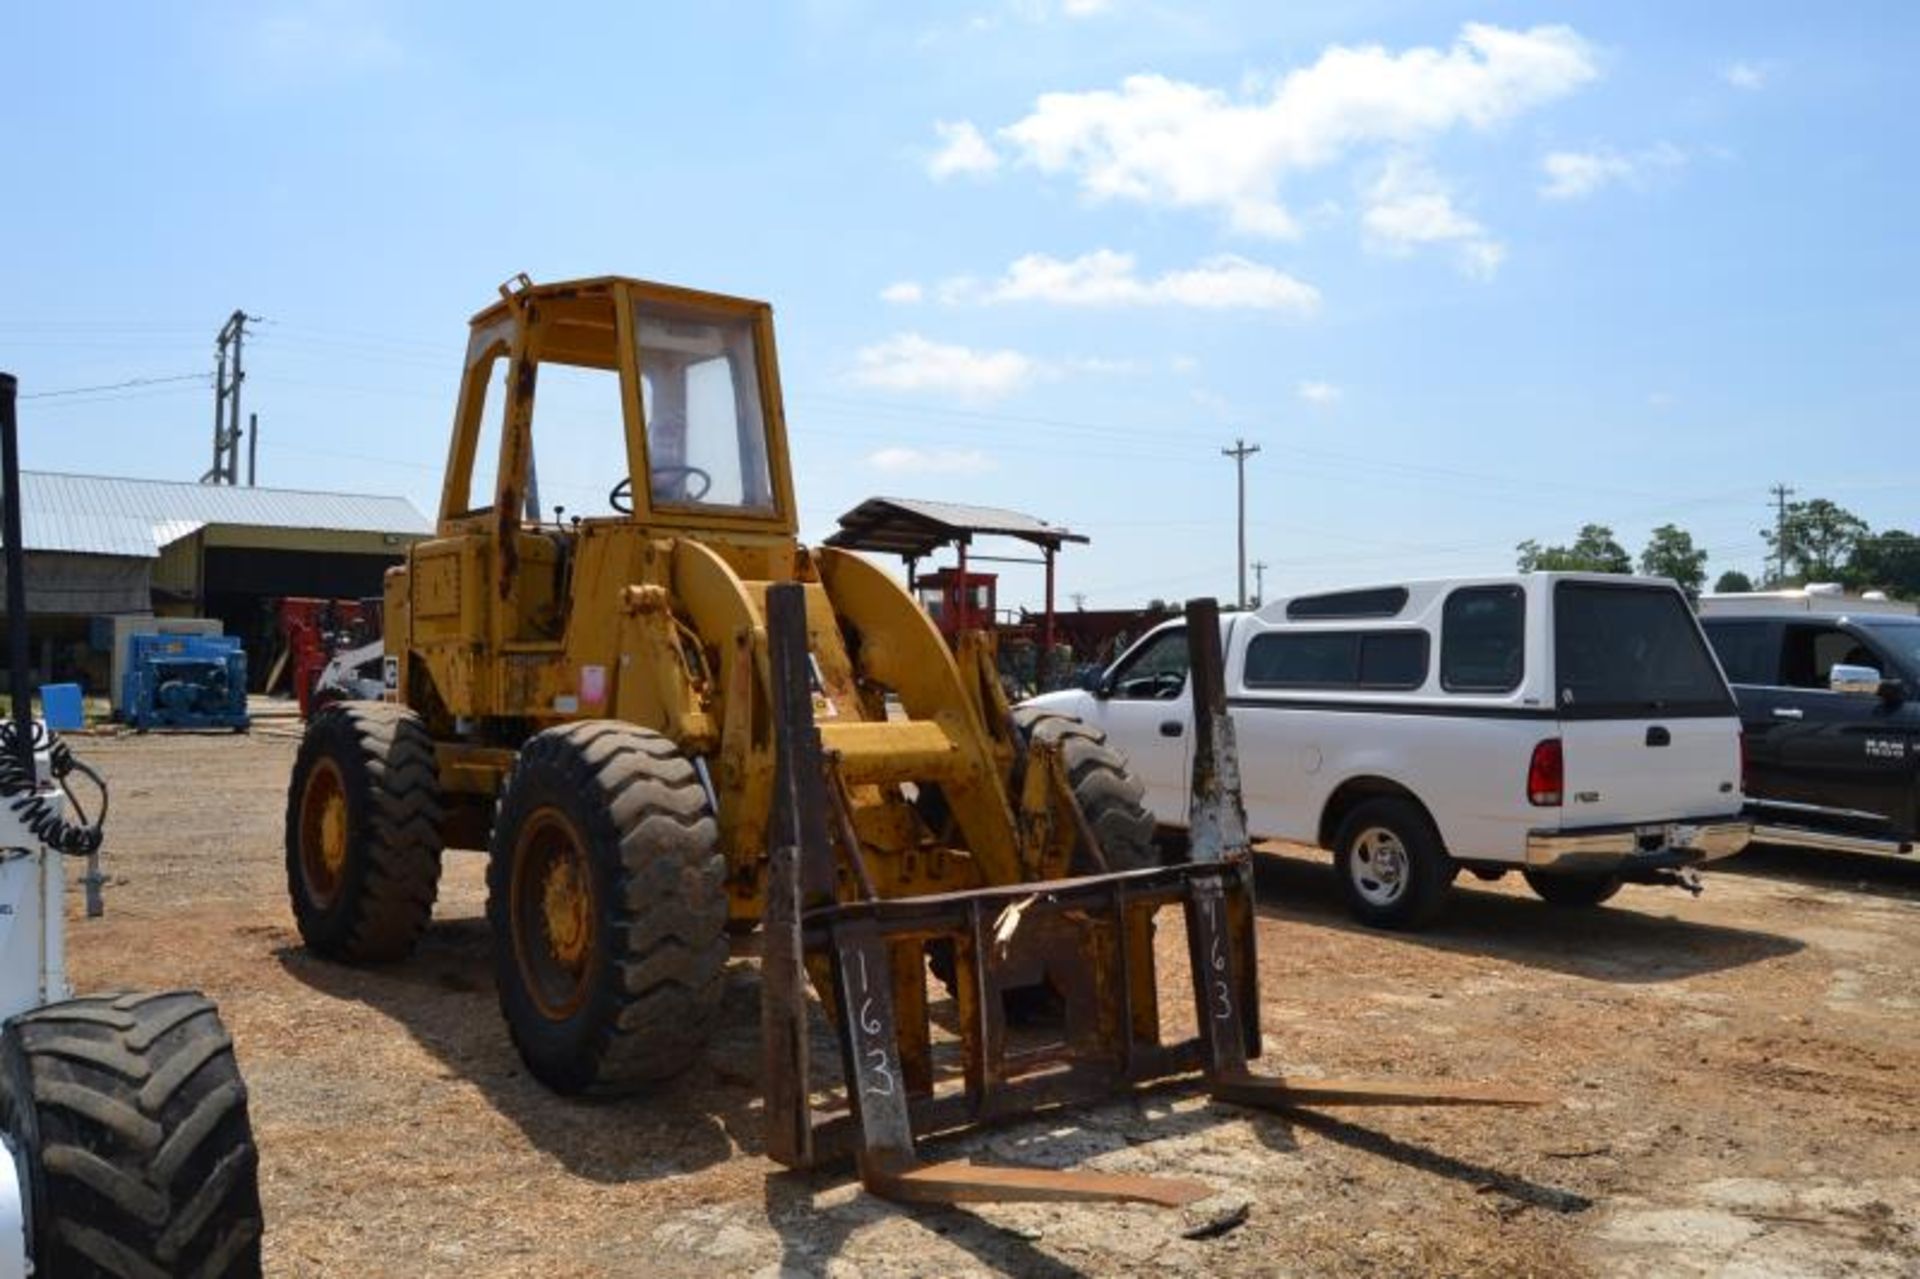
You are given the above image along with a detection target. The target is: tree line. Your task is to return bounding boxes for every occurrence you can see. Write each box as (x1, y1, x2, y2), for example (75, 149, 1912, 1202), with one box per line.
(1514, 498, 1919, 599)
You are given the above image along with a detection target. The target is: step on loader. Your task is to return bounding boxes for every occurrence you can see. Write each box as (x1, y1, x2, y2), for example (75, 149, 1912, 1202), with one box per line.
(284, 275, 1539, 1208)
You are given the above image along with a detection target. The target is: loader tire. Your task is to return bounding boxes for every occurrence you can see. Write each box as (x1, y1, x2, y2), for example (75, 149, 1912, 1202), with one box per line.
(285, 701, 444, 963)
(487, 722, 729, 1095)
(0, 991, 264, 1277)
(1012, 708, 1159, 871)
(928, 711, 1161, 1019)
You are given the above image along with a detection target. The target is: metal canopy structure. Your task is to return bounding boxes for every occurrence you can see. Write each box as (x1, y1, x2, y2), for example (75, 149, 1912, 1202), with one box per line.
(826, 496, 1087, 653)
(826, 496, 1085, 560)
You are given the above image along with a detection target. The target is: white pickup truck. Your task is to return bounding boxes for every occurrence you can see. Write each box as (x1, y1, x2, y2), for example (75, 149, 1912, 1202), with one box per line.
(1025, 573, 1751, 928)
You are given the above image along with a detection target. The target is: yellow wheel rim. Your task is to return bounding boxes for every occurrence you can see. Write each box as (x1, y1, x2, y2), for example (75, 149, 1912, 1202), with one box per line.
(542, 847, 591, 968)
(299, 758, 350, 907)
(510, 808, 597, 1020)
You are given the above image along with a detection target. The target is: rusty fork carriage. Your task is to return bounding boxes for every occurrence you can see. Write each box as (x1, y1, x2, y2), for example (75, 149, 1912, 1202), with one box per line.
(760, 587, 1541, 1207)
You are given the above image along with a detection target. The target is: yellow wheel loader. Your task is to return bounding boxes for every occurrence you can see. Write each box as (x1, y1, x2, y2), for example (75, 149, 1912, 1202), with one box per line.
(286, 275, 1538, 1206)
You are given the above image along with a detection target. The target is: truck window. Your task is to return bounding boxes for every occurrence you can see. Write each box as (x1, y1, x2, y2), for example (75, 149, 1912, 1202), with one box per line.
(1245, 633, 1355, 687)
(1701, 620, 1773, 685)
(1441, 585, 1524, 692)
(1360, 631, 1428, 689)
(1780, 624, 1878, 689)
(1244, 630, 1428, 690)
(1108, 627, 1188, 700)
(1554, 582, 1733, 716)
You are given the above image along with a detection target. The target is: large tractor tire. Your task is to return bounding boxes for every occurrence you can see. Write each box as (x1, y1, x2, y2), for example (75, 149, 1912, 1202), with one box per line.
(487, 722, 729, 1096)
(930, 710, 1160, 1017)
(0, 991, 263, 1277)
(285, 701, 444, 963)
(1012, 707, 1158, 871)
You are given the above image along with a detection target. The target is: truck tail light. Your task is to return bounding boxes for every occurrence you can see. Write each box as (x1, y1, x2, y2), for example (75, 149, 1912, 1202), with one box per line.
(1527, 738, 1563, 807)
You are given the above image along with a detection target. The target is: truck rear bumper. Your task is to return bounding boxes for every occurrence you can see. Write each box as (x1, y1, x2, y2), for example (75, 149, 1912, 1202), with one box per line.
(1525, 817, 1751, 873)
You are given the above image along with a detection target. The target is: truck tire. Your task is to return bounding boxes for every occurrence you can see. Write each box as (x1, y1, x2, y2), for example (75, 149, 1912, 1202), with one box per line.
(1332, 797, 1453, 930)
(0, 991, 263, 1277)
(487, 722, 729, 1095)
(1012, 708, 1158, 870)
(1522, 870, 1623, 908)
(285, 701, 444, 963)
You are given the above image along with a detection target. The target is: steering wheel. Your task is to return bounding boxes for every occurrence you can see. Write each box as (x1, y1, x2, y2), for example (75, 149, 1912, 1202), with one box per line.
(609, 466, 714, 513)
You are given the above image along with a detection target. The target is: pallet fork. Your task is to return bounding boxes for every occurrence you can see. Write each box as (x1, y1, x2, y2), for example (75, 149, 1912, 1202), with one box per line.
(760, 587, 1542, 1206)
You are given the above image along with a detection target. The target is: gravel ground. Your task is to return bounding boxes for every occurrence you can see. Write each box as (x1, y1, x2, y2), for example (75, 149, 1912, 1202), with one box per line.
(56, 728, 1920, 1277)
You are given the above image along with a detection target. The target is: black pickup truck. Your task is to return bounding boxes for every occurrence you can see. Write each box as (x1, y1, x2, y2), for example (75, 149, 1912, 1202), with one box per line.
(1700, 610, 1920, 856)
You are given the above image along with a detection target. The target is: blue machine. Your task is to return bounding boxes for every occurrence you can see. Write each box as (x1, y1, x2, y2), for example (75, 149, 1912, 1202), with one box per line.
(120, 634, 250, 731)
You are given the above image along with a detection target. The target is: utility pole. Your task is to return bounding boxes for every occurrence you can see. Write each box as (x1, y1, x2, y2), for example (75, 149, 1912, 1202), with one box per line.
(1768, 482, 1795, 586)
(1222, 438, 1260, 609)
(1251, 560, 1268, 609)
(203, 310, 256, 485)
(1070, 592, 1087, 610)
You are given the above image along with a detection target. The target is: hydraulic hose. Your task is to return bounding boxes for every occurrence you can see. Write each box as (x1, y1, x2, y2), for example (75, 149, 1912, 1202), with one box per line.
(0, 720, 108, 857)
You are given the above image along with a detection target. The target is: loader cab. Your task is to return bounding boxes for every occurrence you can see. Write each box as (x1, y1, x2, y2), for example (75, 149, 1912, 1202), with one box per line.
(440, 275, 798, 537)
(405, 276, 801, 716)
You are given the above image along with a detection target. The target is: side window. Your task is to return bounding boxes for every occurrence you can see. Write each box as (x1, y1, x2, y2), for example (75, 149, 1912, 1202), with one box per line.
(1781, 625, 1878, 689)
(1442, 585, 1525, 693)
(1108, 628, 1189, 700)
(1243, 630, 1428, 690)
(1359, 631, 1429, 689)
(1245, 633, 1357, 688)
(530, 363, 628, 516)
(1703, 621, 1774, 685)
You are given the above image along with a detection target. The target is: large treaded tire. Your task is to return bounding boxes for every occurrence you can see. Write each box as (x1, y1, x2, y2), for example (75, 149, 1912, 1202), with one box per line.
(0, 991, 263, 1277)
(487, 722, 729, 1095)
(1013, 707, 1158, 871)
(285, 701, 444, 963)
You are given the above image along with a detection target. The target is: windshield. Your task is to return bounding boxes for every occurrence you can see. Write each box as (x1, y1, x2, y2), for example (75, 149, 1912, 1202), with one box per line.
(635, 301, 776, 512)
(1554, 582, 1734, 718)
(1856, 619, 1920, 678)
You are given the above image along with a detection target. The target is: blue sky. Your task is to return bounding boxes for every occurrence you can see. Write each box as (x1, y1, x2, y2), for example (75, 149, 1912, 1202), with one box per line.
(4, 2, 1914, 609)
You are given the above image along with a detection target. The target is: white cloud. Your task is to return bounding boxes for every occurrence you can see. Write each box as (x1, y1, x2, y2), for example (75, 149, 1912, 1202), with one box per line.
(1297, 380, 1342, 406)
(1059, 0, 1112, 14)
(1539, 142, 1685, 200)
(1361, 157, 1505, 278)
(927, 120, 1001, 179)
(868, 447, 998, 475)
(1170, 354, 1200, 375)
(989, 22, 1598, 238)
(880, 280, 924, 303)
(1721, 60, 1767, 90)
(245, 2, 402, 82)
(939, 249, 1320, 313)
(850, 334, 1038, 399)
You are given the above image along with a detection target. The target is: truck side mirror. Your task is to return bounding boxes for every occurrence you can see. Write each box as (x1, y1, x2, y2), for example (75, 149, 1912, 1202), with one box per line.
(1083, 668, 1113, 697)
(1829, 663, 1884, 697)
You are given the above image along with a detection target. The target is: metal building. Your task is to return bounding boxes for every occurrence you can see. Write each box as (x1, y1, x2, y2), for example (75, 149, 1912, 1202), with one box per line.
(3, 470, 429, 692)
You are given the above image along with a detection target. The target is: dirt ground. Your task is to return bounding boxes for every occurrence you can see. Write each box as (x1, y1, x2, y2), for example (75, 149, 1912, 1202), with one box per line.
(59, 728, 1920, 1277)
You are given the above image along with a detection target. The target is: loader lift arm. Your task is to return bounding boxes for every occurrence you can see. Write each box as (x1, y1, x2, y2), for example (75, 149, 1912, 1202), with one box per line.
(760, 587, 1546, 1207)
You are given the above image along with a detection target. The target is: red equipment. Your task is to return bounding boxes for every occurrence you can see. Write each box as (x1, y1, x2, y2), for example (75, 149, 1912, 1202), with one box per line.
(277, 598, 380, 717)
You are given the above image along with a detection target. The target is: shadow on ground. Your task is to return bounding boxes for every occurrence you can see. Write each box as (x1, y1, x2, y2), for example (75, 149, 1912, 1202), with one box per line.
(1248, 849, 1803, 983)
(1715, 841, 1920, 901)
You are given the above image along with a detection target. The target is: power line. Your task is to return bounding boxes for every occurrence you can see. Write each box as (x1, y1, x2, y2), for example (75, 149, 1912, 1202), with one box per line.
(19, 373, 206, 399)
